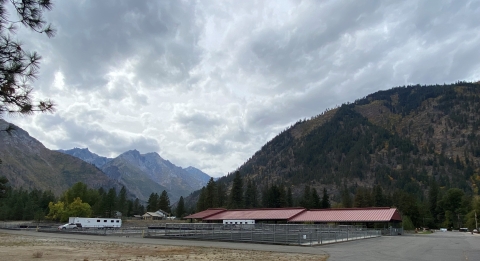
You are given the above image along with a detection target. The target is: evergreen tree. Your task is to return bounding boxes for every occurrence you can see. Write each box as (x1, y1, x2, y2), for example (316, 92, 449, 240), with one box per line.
(261, 185, 269, 208)
(146, 193, 159, 212)
(176, 196, 186, 218)
(0, 176, 8, 198)
(0, 0, 55, 119)
(373, 185, 385, 207)
(244, 179, 258, 208)
(104, 188, 117, 217)
(311, 188, 321, 209)
(286, 187, 293, 207)
(341, 184, 352, 208)
(228, 171, 244, 209)
(300, 185, 312, 209)
(428, 179, 439, 222)
(158, 190, 171, 214)
(217, 182, 227, 207)
(196, 187, 207, 212)
(321, 188, 330, 209)
(205, 178, 217, 208)
(132, 198, 143, 215)
(117, 186, 128, 217)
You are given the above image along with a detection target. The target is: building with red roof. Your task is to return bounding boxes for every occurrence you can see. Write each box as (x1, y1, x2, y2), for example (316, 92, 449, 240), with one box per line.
(184, 208, 227, 221)
(288, 207, 402, 224)
(203, 208, 306, 223)
(185, 207, 402, 227)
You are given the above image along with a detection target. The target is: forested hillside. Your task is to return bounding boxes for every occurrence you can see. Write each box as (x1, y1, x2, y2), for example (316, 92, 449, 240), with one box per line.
(192, 82, 480, 229)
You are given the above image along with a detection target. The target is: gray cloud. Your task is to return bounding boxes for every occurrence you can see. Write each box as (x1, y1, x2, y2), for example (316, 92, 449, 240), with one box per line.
(4, 0, 480, 177)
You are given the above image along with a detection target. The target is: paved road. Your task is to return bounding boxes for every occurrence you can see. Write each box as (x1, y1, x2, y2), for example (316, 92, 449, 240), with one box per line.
(1, 229, 479, 260)
(322, 232, 480, 261)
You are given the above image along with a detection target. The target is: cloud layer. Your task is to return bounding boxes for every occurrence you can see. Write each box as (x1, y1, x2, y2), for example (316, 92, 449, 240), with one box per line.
(5, 0, 480, 177)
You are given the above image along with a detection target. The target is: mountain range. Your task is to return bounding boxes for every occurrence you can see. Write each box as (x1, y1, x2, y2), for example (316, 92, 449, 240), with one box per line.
(0, 119, 118, 195)
(0, 120, 211, 202)
(58, 148, 211, 202)
(209, 82, 480, 205)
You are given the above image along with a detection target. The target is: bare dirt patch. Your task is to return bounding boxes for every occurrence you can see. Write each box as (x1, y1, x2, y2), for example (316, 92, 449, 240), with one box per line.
(0, 232, 327, 261)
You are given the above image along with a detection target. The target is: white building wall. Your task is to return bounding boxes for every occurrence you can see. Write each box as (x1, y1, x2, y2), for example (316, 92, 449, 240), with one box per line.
(222, 219, 255, 225)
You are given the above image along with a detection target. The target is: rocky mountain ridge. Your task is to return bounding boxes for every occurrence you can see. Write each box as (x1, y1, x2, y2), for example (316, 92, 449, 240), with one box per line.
(0, 120, 119, 195)
(58, 148, 211, 202)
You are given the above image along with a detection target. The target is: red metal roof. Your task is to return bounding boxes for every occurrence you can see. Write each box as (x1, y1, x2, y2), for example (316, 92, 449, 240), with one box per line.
(203, 208, 306, 221)
(288, 207, 402, 223)
(184, 208, 227, 219)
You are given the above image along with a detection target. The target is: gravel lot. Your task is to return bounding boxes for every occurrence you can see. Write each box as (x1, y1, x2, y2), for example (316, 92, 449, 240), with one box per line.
(0, 231, 328, 261)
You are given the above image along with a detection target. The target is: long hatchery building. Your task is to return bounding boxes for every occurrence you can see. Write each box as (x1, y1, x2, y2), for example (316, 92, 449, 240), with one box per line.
(185, 207, 402, 228)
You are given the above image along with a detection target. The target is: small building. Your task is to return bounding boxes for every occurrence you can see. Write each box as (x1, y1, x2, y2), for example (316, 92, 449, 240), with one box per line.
(142, 209, 170, 220)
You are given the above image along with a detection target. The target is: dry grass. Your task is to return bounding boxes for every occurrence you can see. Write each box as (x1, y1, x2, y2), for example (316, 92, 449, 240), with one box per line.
(32, 251, 43, 258)
(0, 233, 327, 261)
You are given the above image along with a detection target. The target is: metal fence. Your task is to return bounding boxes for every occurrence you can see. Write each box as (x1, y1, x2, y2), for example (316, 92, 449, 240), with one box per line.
(380, 227, 404, 236)
(0, 222, 384, 245)
(146, 223, 381, 246)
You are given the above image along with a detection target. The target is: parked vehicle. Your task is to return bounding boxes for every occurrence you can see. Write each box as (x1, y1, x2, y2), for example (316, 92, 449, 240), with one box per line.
(58, 217, 122, 230)
(58, 223, 81, 230)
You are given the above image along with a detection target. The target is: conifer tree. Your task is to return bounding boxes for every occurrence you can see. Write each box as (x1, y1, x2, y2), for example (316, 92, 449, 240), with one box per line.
(244, 179, 258, 208)
(321, 188, 330, 209)
(147, 193, 159, 212)
(0, 0, 55, 119)
(117, 186, 128, 216)
(311, 188, 321, 209)
(104, 188, 117, 217)
(176, 196, 185, 218)
(300, 185, 312, 209)
(228, 171, 244, 209)
(373, 185, 385, 207)
(205, 178, 217, 208)
(0, 176, 7, 198)
(158, 190, 171, 214)
(217, 182, 227, 207)
(428, 179, 439, 223)
(196, 187, 206, 212)
(341, 184, 352, 208)
(286, 186, 293, 207)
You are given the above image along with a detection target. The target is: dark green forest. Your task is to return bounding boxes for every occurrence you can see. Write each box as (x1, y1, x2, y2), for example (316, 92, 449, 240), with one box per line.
(0, 180, 146, 222)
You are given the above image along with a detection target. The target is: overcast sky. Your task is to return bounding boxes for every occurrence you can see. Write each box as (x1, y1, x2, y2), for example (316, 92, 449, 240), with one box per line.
(4, 0, 480, 177)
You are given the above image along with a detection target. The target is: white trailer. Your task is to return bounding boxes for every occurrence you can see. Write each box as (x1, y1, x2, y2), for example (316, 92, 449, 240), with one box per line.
(66, 217, 122, 229)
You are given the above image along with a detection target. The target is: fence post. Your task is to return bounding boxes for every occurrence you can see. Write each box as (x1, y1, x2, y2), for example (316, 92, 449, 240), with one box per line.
(273, 224, 276, 244)
(286, 225, 289, 244)
(251, 224, 253, 242)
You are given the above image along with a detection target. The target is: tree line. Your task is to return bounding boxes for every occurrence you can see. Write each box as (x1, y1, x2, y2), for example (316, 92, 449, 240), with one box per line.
(195, 171, 480, 230)
(0, 181, 146, 222)
(196, 172, 331, 211)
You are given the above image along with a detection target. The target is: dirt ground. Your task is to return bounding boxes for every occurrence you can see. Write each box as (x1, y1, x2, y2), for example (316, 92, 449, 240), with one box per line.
(0, 232, 328, 261)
